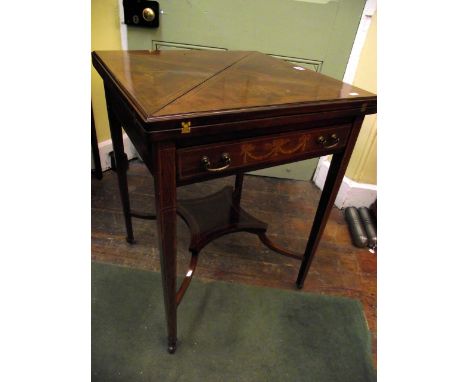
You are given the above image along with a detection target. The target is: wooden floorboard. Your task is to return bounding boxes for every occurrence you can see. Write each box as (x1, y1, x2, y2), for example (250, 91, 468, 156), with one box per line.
(91, 160, 377, 365)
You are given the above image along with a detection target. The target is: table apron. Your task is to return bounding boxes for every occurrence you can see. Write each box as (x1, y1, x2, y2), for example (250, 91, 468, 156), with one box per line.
(176, 124, 351, 185)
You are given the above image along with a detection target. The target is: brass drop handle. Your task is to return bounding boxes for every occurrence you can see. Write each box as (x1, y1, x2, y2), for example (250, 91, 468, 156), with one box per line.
(316, 133, 340, 149)
(201, 152, 231, 172)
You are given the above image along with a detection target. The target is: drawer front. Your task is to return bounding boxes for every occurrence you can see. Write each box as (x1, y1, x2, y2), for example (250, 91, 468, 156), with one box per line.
(177, 124, 351, 182)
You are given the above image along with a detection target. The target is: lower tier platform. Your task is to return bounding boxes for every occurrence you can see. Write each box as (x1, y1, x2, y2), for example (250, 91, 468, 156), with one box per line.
(132, 185, 303, 305)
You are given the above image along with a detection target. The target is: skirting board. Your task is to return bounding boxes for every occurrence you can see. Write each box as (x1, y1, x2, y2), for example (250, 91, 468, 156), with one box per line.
(313, 157, 377, 209)
(91, 134, 139, 172)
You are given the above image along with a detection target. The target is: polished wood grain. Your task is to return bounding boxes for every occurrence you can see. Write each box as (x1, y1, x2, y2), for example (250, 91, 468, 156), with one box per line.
(155, 51, 376, 117)
(153, 142, 178, 353)
(93, 50, 251, 120)
(106, 86, 135, 244)
(91, 105, 102, 180)
(297, 116, 364, 288)
(92, 50, 377, 354)
(92, 50, 376, 133)
(177, 124, 351, 184)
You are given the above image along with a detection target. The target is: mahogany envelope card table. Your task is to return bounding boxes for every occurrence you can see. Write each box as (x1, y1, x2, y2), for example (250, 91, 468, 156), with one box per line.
(92, 50, 377, 353)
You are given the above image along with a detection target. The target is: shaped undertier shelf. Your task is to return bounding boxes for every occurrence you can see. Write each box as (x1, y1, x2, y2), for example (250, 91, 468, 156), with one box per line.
(129, 185, 303, 306)
(177, 186, 267, 253)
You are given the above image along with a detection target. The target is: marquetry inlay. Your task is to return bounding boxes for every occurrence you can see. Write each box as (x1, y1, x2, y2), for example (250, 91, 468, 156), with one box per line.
(240, 135, 310, 164)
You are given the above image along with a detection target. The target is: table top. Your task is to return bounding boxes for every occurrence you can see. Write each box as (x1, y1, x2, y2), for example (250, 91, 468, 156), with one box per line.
(92, 50, 376, 130)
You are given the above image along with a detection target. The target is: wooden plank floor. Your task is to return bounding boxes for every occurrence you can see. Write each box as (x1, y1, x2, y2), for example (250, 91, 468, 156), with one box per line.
(92, 160, 377, 365)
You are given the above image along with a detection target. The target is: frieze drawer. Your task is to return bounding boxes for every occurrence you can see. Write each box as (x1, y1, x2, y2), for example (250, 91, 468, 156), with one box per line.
(177, 124, 351, 183)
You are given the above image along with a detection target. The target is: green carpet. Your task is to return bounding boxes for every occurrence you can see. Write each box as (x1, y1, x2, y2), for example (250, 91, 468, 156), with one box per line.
(92, 262, 375, 382)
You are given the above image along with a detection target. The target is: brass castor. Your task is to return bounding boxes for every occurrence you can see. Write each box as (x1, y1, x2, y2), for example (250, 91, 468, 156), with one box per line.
(167, 341, 177, 354)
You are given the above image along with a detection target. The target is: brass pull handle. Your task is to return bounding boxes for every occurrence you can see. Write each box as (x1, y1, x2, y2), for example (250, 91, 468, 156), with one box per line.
(201, 153, 231, 172)
(316, 134, 340, 149)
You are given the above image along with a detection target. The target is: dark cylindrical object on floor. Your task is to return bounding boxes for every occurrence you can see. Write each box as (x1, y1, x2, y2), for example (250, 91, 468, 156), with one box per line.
(369, 200, 377, 224)
(358, 207, 377, 249)
(344, 207, 368, 248)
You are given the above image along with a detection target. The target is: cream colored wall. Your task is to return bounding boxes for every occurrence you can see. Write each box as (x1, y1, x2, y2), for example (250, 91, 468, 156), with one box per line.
(91, 0, 122, 142)
(345, 11, 377, 185)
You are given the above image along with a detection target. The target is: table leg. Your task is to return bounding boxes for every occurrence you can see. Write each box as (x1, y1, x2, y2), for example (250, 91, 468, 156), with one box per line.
(296, 116, 365, 289)
(106, 98, 135, 244)
(153, 142, 178, 353)
(233, 173, 244, 207)
(91, 105, 103, 180)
